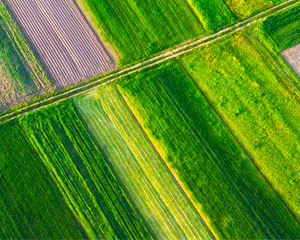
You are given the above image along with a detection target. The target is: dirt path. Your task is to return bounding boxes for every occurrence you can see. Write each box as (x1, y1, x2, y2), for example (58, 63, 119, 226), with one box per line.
(0, 0, 299, 124)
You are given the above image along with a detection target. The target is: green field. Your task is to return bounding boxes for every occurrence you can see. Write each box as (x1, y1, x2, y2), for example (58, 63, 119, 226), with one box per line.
(0, 1, 50, 111)
(79, 0, 204, 65)
(224, 0, 287, 19)
(74, 88, 213, 239)
(118, 61, 300, 239)
(186, 0, 236, 32)
(263, 3, 300, 51)
(181, 30, 300, 221)
(0, 120, 85, 239)
(19, 101, 151, 240)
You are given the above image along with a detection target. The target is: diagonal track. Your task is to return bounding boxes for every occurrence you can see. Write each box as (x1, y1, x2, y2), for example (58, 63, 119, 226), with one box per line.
(0, 0, 299, 124)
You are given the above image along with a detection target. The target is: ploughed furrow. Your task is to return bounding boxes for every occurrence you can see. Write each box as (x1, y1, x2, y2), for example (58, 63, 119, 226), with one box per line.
(4, 0, 115, 88)
(74, 88, 213, 240)
(5, 0, 81, 87)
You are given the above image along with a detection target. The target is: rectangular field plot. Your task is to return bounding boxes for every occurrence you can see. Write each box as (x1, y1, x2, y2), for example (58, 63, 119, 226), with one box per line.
(19, 101, 151, 240)
(4, 0, 115, 88)
(118, 62, 300, 239)
(181, 31, 300, 225)
(74, 88, 213, 240)
(0, 1, 50, 111)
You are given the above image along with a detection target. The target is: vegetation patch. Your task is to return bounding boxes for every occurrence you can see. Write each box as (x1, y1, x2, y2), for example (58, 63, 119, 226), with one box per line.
(118, 61, 300, 239)
(182, 31, 300, 222)
(74, 88, 212, 240)
(263, 3, 300, 51)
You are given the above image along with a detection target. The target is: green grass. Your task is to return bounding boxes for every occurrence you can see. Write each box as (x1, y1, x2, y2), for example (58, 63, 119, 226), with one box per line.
(181, 30, 300, 223)
(118, 61, 300, 239)
(263, 3, 300, 51)
(19, 101, 152, 240)
(0, 120, 85, 239)
(80, 0, 207, 65)
(224, 0, 286, 19)
(0, 1, 50, 111)
(74, 87, 213, 240)
(187, 0, 237, 32)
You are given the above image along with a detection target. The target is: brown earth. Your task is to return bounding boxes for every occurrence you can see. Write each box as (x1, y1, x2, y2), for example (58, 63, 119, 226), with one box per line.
(4, 0, 116, 88)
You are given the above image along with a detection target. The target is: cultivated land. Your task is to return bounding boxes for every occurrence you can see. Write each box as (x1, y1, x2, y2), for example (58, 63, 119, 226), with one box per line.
(1, 1, 300, 239)
(118, 62, 300, 239)
(74, 88, 213, 240)
(4, 0, 115, 88)
(79, 0, 206, 65)
(0, 0, 49, 111)
(0, 121, 85, 239)
(19, 101, 151, 240)
(181, 30, 300, 221)
(263, 3, 300, 51)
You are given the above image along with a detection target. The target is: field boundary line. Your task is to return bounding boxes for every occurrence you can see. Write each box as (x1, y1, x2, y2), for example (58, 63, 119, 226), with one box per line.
(0, 0, 299, 124)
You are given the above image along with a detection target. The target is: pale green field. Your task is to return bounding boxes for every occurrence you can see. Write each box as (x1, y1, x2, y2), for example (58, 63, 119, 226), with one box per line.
(74, 87, 213, 240)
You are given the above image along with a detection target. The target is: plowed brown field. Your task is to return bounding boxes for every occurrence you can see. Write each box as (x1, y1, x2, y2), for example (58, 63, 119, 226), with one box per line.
(4, 0, 116, 88)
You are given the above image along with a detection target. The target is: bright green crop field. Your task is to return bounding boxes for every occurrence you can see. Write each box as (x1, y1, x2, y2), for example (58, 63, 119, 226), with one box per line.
(182, 30, 300, 221)
(79, 0, 241, 65)
(0, 1, 50, 111)
(118, 61, 300, 239)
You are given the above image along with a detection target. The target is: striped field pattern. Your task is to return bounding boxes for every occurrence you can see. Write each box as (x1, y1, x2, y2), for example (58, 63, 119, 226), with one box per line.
(74, 88, 213, 240)
(4, 0, 115, 87)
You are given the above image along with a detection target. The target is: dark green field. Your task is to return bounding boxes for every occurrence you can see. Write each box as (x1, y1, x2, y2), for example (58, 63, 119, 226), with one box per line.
(118, 62, 300, 239)
(263, 3, 300, 51)
(0, 120, 85, 239)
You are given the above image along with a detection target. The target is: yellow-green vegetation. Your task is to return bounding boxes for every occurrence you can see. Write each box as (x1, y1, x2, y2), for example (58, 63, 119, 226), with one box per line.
(186, 0, 236, 32)
(74, 88, 213, 240)
(263, 3, 300, 51)
(0, 1, 50, 111)
(118, 61, 300, 239)
(224, 0, 286, 19)
(181, 31, 300, 221)
(19, 101, 152, 240)
(0, 120, 85, 239)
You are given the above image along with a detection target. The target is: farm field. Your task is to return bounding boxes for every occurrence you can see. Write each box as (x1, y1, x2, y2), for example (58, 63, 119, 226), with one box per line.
(118, 62, 300, 239)
(79, 0, 237, 65)
(1, 1, 300, 239)
(4, 0, 115, 88)
(74, 88, 213, 240)
(0, 120, 85, 239)
(263, 3, 300, 51)
(224, 0, 289, 19)
(181, 30, 300, 221)
(19, 101, 151, 240)
(0, 1, 50, 111)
